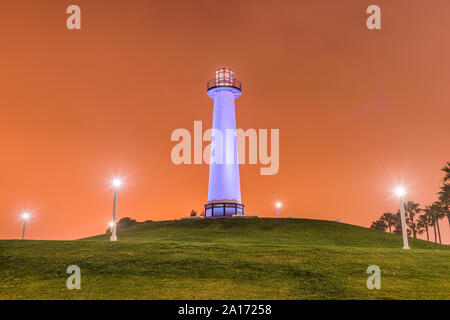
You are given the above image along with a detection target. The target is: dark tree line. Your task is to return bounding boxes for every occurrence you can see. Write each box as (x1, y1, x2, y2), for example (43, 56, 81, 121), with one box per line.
(370, 162, 450, 244)
(105, 217, 151, 234)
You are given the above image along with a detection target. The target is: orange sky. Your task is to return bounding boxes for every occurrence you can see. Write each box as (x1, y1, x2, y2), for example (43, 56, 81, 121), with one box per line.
(0, 0, 449, 243)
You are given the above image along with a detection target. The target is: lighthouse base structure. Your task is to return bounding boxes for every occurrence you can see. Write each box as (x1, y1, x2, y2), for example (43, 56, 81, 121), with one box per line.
(204, 201, 244, 218)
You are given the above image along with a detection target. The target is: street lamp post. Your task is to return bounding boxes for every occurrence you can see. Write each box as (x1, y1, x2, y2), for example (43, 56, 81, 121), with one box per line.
(276, 202, 282, 218)
(110, 178, 122, 242)
(21, 213, 30, 240)
(395, 187, 410, 250)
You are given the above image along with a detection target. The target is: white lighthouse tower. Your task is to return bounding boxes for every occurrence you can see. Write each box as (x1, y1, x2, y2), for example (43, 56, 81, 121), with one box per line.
(204, 68, 244, 217)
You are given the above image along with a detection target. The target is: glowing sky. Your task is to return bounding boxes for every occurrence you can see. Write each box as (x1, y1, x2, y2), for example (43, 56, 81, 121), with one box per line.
(0, 0, 449, 243)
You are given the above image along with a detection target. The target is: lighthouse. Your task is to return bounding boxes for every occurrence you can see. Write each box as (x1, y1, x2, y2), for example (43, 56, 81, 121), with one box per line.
(204, 68, 245, 217)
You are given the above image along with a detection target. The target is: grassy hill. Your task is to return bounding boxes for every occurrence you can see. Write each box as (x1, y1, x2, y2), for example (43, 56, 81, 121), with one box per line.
(0, 218, 449, 299)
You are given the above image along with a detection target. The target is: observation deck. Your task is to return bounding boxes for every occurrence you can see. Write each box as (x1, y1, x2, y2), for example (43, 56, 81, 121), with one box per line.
(206, 68, 242, 98)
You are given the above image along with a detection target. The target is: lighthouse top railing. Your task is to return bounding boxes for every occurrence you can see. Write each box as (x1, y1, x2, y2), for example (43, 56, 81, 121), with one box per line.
(207, 78, 242, 92)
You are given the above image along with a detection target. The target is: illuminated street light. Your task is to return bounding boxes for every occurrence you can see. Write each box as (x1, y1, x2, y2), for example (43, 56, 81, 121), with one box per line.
(395, 187, 405, 197)
(276, 202, 282, 218)
(110, 178, 122, 241)
(21, 212, 30, 240)
(395, 186, 410, 250)
(109, 221, 114, 236)
(112, 178, 122, 188)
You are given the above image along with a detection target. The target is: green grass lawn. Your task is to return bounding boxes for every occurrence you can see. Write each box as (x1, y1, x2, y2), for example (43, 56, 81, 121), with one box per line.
(0, 218, 449, 299)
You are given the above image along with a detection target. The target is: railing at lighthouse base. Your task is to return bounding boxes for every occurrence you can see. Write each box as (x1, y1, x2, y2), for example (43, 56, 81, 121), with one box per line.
(204, 202, 244, 218)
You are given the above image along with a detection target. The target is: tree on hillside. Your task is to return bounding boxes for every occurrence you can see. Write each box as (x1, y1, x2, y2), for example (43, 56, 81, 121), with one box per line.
(435, 202, 446, 245)
(393, 210, 411, 236)
(105, 217, 140, 234)
(438, 183, 450, 230)
(426, 203, 445, 244)
(190, 210, 197, 217)
(417, 214, 431, 241)
(441, 161, 450, 182)
(380, 212, 396, 234)
(424, 205, 438, 243)
(117, 217, 138, 229)
(370, 219, 387, 232)
(438, 162, 450, 230)
(404, 201, 421, 239)
(392, 211, 402, 235)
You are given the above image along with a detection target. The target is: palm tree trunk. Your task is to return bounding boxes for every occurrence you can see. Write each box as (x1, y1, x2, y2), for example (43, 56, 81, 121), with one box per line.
(437, 220, 442, 244)
(412, 215, 417, 238)
(425, 225, 429, 241)
(388, 224, 392, 234)
(433, 223, 437, 243)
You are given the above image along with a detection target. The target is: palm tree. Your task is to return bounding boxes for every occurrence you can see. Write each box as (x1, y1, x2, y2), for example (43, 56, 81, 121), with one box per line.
(438, 162, 450, 230)
(393, 210, 411, 236)
(404, 201, 421, 238)
(438, 183, 450, 230)
(380, 212, 396, 234)
(424, 205, 437, 243)
(392, 211, 402, 234)
(370, 219, 387, 232)
(417, 214, 431, 241)
(428, 202, 445, 244)
(441, 162, 450, 182)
